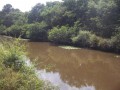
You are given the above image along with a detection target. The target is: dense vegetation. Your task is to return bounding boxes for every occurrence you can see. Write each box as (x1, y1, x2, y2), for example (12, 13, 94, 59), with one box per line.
(0, 39, 58, 90)
(0, 0, 120, 52)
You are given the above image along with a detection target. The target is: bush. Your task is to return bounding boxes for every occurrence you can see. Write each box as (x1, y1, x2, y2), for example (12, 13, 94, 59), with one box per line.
(111, 32, 120, 52)
(0, 39, 58, 90)
(72, 30, 116, 51)
(72, 31, 92, 47)
(4, 22, 49, 41)
(48, 26, 72, 44)
(5, 25, 24, 37)
(90, 34, 100, 48)
(0, 67, 44, 90)
(27, 22, 48, 41)
(0, 25, 6, 35)
(0, 38, 26, 70)
(98, 38, 113, 51)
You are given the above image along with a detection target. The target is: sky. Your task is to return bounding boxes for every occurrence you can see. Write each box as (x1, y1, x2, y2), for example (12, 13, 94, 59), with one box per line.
(0, 0, 62, 12)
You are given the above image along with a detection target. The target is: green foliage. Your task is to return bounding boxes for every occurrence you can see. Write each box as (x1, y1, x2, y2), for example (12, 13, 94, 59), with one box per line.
(89, 34, 100, 48)
(27, 22, 48, 41)
(98, 38, 113, 51)
(0, 38, 26, 70)
(48, 26, 72, 44)
(0, 4, 28, 27)
(5, 25, 24, 37)
(87, 0, 118, 37)
(72, 30, 114, 51)
(2, 4, 13, 14)
(0, 0, 120, 52)
(41, 2, 67, 27)
(0, 39, 58, 90)
(111, 32, 120, 51)
(0, 25, 6, 34)
(0, 68, 43, 90)
(28, 3, 44, 23)
(3, 22, 49, 40)
(72, 31, 92, 47)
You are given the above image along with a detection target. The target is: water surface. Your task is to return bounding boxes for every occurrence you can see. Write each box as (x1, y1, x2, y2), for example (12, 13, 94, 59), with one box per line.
(28, 42, 120, 90)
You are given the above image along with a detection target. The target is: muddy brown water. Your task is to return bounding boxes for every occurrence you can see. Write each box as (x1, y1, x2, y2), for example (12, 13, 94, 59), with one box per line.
(27, 42, 120, 90)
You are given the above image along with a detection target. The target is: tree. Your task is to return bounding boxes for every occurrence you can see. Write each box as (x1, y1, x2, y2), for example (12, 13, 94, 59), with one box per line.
(48, 26, 72, 44)
(0, 4, 27, 27)
(41, 2, 68, 27)
(2, 4, 13, 14)
(27, 22, 48, 41)
(28, 3, 44, 23)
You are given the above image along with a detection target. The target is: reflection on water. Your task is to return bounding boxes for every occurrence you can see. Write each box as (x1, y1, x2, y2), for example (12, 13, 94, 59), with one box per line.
(37, 69, 95, 90)
(27, 42, 120, 90)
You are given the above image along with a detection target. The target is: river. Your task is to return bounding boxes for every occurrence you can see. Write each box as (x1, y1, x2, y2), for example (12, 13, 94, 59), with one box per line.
(27, 42, 120, 90)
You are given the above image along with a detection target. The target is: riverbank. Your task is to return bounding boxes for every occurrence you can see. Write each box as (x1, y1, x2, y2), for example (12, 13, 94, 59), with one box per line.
(0, 38, 58, 90)
(0, 35, 120, 54)
(0, 35, 30, 41)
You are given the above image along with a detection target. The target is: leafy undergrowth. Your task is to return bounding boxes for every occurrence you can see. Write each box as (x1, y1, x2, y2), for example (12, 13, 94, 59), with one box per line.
(0, 38, 58, 90)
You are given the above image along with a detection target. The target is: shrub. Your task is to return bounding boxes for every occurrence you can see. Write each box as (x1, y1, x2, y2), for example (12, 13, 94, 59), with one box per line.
(4, 22, 49, 41)
(0, 67, 44, 90)
(5, 25, 24, 37)
(0, 39, 58, 90)
(72, 30, 115, 51)
(0, 25, 6, 35)
(72, 31, 92, 47)
(98, 38, 113, 51)
(0, 38, 26, 70)
(27, 22, 48, 41)
(48, 26, 72, 44)
(90, 34, 100, 48)
(111, 32, 120, 52)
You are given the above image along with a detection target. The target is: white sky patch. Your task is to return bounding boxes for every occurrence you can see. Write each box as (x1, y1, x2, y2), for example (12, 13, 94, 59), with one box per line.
(0, 0, 62, 12)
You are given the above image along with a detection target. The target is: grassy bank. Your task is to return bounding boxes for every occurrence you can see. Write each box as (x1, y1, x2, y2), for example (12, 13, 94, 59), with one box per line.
(0, 38, 58, 90)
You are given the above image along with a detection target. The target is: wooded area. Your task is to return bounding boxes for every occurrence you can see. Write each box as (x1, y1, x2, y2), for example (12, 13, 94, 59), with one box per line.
(0, 0, 120, 52)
